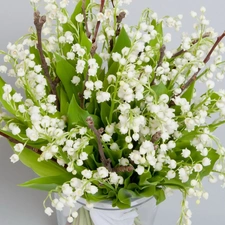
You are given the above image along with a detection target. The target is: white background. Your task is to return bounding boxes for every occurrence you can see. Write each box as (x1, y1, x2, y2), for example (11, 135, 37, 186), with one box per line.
(0, 0, 225, 224)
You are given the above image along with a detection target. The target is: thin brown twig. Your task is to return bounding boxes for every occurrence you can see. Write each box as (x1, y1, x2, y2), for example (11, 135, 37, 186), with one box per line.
(151, 132, 161, 143)
(34, 11, 60, 110)
(111, 0, 115, 7)
(82, 0, 91, 38)
(91, 0, 105, 56)
(115, 11, 126, 36)
(172, 32, 211, 58)
(113, 165, 134, 173)
(151, 45, 166, 85)
(169, 31, 225, 106)
(181, 31, 225, 93)
(110, 11, 126, 51)
(157, 45, 166, 67)
(80, 0, 106, 107)
(86, 116, 112, 171)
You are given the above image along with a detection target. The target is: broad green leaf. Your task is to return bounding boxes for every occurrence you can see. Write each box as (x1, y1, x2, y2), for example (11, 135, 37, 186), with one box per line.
(67, 95, 101, 129)
(58, 84, 69, 115)
(29, 46, 41, 65)
(139, 171, 152, 186)
(148, 174, 164, 185)
(181, 81, 195, 103)
(139, 185, 156, 197)
(104, 62, 119, 91)
(85, 192, 109, 202)
(19, 173, 73, 191)
(149, 20, 163, 46)
(109, 27, 131, 67)
(80, 31, 92, 53)
(115, 200, 130, 209)
(151, 82, 170, 97)
(2, 129, 47, 149)
(199, 148, 219, 178)
(154, 188, 166, 205)
(94, 54, 103, 70)
(55, 54, 82, 102)
(118, 188, 136, 205)
(70, 0, 90, 25)
(0, 77, 17, 115)
(100, 102, 110, 126)
(11, 144, 68, 177)
(112, 27, 131, 53)
(127, 183, 139, 190)
(124, 171, 134, 188)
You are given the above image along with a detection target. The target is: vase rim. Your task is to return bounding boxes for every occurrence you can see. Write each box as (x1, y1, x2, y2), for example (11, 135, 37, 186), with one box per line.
(77, 197, 155, 210)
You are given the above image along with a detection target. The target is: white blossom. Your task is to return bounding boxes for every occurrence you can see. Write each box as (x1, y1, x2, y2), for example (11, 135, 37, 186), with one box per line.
(45, 207, 53, 216)
(10, 154, 19, 163)
(75, 13, 84, 23)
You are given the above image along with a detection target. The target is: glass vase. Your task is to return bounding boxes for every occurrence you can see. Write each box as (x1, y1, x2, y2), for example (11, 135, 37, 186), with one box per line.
(56, 197, 157, 225)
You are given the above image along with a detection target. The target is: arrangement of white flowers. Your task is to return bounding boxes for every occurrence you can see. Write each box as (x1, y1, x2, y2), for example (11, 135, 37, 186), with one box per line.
(1, 0, 225, 224)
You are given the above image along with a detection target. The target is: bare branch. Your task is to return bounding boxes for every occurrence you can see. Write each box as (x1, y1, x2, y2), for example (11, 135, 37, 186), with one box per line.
(157, 45, 166, 67)
(151, 45, 166, 85)
(172, 32, 211, 58)
(110, 11, 126, 51)
(115, 11, 126, 36)
(91, 0, 105, 56)
(86, 116, 112, 171)
(111, 0, 115, 7)
(181, 31, 225, 93)
(82, 0, 91, 38)
(151, 131, 161, 143)
(169, 31, 225, 106)
(113, 165, 134, 173)
(34, 11, 60, 110)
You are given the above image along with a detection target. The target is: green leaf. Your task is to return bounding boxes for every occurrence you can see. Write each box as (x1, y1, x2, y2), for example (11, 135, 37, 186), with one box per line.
(67, 95, 101, 129)
(104, 62, 119, 92)
(199, 148, 219, 178)
(58, 84, 69, 115)
(151, 82, 170, 98)
(115, 200, 130, 209)
(70, 0, 90, 25)
(118, 188, 136, 205)
(100, 102, 110, 126)
(112, 27, 131, 53)
(149, 20, 163, 46)
(55, 54, 82, 102)
(13, 145, 68, 177)
(148, 174, 164, 185)
(109, 27, 131, 67)
(29, 46, 41, 65)
(124, 171, 134, 188)
(139, 185, 156, 197)
(0, 77, 17, 115)
(85, 192, 109, 203)
(19, 173, 73, 191)
(139, 171, 152, 186)
(154, 188, 166, 205)
(80, 31, 92, 53)
(2, 129, 47, 149)
(127, 183, 139, 190)
(181, 81, 195, 103)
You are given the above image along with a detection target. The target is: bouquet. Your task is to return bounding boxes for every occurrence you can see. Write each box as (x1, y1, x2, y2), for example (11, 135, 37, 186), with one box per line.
(1, 0, 225, 224)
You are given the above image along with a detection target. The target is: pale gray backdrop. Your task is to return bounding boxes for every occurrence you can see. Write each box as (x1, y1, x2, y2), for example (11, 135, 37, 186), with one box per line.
(0, 1, 225, 225)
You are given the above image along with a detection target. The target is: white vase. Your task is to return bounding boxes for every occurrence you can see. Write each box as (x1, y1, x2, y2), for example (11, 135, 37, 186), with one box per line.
(56, 197, 157, 225)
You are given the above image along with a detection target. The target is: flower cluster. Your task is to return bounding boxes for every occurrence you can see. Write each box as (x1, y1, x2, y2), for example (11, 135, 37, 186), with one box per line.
(1, 0, 225, 224)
